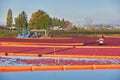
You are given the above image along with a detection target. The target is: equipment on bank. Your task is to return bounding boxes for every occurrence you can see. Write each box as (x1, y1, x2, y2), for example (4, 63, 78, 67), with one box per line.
(17, 28, 52, 38)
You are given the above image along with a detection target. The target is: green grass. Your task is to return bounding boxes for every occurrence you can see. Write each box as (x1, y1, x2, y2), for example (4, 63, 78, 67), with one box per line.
(0, 30, 20, 38)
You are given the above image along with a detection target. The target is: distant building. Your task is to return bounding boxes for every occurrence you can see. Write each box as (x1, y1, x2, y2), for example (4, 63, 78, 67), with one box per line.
(114, 26, 120, 29)
(63, 24, 73, 30)
(9, 26, 16, 30)
(53, 26, 62, 30)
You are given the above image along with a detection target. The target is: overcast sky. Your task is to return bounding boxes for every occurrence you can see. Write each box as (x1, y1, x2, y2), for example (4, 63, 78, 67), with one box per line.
(0, 0, 120, 25)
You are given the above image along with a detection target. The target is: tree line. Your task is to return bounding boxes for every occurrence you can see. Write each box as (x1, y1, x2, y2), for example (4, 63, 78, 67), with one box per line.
(6, 9, 71, 30)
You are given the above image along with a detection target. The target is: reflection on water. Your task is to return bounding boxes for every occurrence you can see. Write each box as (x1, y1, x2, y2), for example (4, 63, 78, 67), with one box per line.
(0, 56, 120, 66)
(0, 70, 120, 80)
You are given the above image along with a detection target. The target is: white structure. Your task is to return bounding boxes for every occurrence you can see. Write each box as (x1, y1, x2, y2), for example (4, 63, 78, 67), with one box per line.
(31, 29, 47, 37)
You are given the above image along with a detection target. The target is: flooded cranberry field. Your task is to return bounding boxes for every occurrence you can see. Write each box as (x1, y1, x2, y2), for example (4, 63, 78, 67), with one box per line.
(0, 56, 120, 66)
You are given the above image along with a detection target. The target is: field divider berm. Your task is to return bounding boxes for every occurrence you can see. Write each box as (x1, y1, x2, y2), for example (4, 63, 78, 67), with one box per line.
(0, 52, 120, 59)
(0, 64, 120, 72)
(41, 54, 120, 59)
(0, 42, 120, 48)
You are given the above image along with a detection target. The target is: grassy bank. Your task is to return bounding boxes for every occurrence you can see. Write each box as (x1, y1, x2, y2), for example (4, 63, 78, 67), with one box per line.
(0, 29, 120, 38)
(0, 30, 20, 38)
(49, 29, 120, 37)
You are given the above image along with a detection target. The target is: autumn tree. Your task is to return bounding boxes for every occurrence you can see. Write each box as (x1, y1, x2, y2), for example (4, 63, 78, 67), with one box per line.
(60, 18, 65, 28)
(28, 9, 72, 30)
(51, 17, 71, 29)
(28, 10, 51, 29)
(6, 9, 13, 27)
(15, 11, 28, 28)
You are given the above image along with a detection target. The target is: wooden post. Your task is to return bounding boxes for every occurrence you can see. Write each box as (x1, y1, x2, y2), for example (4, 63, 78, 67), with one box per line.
(53, 47, 56, 62)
